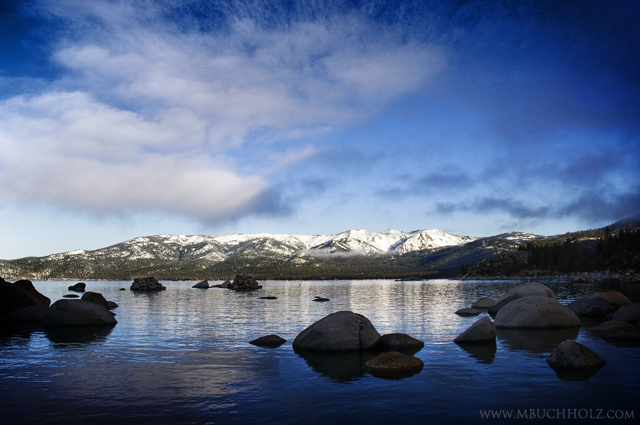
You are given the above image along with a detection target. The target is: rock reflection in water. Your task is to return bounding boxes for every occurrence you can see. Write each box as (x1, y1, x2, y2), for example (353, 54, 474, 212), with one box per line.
(44, 325, 115, 346)
(457, 341, 497, 364)
(294, 349, 378, 382)
(496, 327, 579, 355)
(551, 367, 603, 382)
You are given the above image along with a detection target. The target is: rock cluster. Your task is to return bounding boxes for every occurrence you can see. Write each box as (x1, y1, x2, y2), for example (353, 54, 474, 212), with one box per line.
(228, 274, 262, 291)
(130, 277, 166, 291)
(68, 282, 86, 292)
(568, 290, 631, 317)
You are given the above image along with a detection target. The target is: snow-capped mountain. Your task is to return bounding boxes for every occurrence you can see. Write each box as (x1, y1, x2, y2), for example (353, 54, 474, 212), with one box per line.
(45, 228, 477, 263)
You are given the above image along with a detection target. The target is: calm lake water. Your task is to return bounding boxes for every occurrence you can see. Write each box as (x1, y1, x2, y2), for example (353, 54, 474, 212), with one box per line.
(1, 279, 639, 424)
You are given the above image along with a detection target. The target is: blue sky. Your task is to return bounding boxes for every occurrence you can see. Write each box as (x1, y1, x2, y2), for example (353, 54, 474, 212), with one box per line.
(1, 0, 639, 259)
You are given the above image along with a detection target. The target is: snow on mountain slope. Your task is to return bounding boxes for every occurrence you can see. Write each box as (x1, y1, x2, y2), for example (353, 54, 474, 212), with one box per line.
(42, 228, 481, 263)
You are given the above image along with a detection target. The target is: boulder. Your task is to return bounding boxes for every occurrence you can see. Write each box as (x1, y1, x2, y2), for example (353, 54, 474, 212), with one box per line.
(81, 291, 109, 309)
(611, 303, 640, 324)
(454, 316, 496, 344)
(63, 294, 79, 298)
(588, 320, 634, 335)
(8, 305, 49, 322)
(249, 335, 286, 347)
(597, 290, 631, 308)
(258, 296, 278, 300)
(42, 300, 117, 326)
(0, 280, 38, 317)
(494, 296, 581, 329)
(489, 282, 556, 315)
(292, 311, 382, 352)
(107, 301, 119, 309)
(547, 340, 606, 370)
(228, 274, 262, 291)
(13, 280, 50, 307)
(68, 282, 86, 292)
(192, 280, 210, 289)
(568, 290, 631, 317)
(380, 333, 424, 350)
(130, 277, 166, 291)
(220, 280, 231, 288)
(471, 297, 496, 309)
(455, 307, 481, 316)
(313, 296, 330, 302)
(362, 351, 424, 378)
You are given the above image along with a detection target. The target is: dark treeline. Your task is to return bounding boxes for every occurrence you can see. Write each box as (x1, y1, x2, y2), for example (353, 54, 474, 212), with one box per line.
(517, 227, 640, 272)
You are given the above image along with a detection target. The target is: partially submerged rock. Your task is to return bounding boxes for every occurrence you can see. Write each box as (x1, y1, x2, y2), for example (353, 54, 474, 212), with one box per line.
(489, 282, 556, 315)
(454, 316, 496, 344)
(494, 296, 581, 329)
(9, 305, 49, 323)
(547, 340, 606, 371)
(362, 351, 424, 378)
(455, 307, 481, 316)
(42, 300, 117, 326)
(381, 333, 424, 350)
(611, 303, 640, 324)
(228, 274, 262, 291)
(292, 311, 381, 352)
(588, 320, 640, 342)
(249, 335, 286, 347)
(568, 290, 630, 317)
(313, 296, 330, 302)
(68, 282, 86, 293)
(81, 292, 109, 309)
(192, 280, 210, 289)
(131, 277, 166, 291)
(14, 280, 50, 307)
(471, 297, 496, 309)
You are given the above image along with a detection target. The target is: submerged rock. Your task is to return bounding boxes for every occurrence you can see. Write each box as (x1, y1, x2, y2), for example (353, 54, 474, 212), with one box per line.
(313, 296, 330, 302)
(494, 296, 581, 329)
(489, 282, 556, 316)
(362, 351, 424, 378)
(42, 300, 117, 326)
(455, 307, 481, 316)
(249, 335, 286, 347)
(381, 333, 424, 350)
(471, 297, 496, 309)
(454, 316, 496, 344)
(547, 340, 606, 371)
(292, 311, 381, 352)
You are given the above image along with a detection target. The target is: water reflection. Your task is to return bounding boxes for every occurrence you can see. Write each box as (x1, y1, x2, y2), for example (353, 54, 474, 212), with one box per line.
(497, 328, 579, 356)
(551, 366, 603, 382)
(456, 341, 497, 364)
(44, 325, 115, 346)
(294, 349, 377, 382)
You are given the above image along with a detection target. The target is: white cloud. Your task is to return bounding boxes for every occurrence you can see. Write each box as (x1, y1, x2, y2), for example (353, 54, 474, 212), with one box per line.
(0, 0, 446, 224)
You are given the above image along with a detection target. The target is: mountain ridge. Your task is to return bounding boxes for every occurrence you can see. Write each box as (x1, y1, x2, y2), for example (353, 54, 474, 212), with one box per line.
(0, 228, 544, 281)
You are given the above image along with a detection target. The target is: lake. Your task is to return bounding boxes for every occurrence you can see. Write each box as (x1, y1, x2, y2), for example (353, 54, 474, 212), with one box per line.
(1, 279, 639, 424)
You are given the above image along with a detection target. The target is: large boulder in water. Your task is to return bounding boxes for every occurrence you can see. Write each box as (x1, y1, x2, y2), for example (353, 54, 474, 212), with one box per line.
(228, 274, 262, 291)
(454, 316, 496, 344)
(568, 290, 630, 317)
(292, 311, 381, 352)
(42, 300, 117, 326)
(547, 340, 606, 371)
(489, 282, 556, 315)
(9, 305, 49, 322)
(0, 280, 38, 317)
(494, 296, 581, 329)
(14, 280, 50, 307)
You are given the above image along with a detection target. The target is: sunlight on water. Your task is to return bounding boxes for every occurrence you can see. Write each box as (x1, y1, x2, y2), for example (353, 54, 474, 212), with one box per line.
(1, 279, 639, 424)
